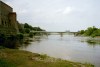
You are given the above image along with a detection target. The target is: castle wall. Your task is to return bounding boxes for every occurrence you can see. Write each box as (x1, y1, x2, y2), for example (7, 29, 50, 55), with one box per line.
(8, 12, 19, 33)
(0, 1, 12, 25)
(0, 1, 19, 35)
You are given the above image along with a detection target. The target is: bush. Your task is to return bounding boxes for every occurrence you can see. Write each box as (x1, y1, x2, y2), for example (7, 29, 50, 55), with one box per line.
(39, 54, 48, 60)
(78, 26, 100, 37)
(29, 32, 34, 38)
(0, 34, 22, 49)
(0, 46, 5, 49)
(79, 30, 85, 34)
(0, 34, 6, 45)
(17, 33, 24, 39)
(25, 28, 30, 33)
(0, 59, 16, 67)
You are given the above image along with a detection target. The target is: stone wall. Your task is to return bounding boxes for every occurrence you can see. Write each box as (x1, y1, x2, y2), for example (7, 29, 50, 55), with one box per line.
(0, 1, 19, 35)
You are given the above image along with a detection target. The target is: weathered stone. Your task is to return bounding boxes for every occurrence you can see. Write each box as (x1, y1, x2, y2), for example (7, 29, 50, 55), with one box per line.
(0, 1, 19, 35)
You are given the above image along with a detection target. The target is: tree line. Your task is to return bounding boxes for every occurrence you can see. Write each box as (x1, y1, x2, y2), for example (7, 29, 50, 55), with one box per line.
(76, 26, 100, 37)
(0, 23, 46, 48)
(19, 23, 45, 34)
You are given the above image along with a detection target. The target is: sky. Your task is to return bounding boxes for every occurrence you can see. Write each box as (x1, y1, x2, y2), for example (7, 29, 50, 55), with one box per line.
(2, 0, 100, 32)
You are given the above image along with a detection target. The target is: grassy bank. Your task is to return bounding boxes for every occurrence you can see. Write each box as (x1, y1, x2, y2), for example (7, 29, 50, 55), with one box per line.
(0, 49, 94, 67)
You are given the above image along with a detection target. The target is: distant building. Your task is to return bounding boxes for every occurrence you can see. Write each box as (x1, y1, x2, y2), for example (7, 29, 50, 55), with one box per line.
(0, 1, 19, 35)
(65, 30, 70, 32)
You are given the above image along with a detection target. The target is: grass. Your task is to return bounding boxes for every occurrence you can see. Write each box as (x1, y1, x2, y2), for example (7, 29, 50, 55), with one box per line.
(0, 49, 94, 67)
(0, 58, 16, 67)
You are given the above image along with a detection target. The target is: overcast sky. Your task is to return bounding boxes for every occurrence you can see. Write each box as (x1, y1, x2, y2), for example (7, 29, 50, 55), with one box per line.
(2, 0, 100, 32)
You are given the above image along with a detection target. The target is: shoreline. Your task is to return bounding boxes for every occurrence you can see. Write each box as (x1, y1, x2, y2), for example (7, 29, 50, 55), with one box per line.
(0, 48, 94, 67)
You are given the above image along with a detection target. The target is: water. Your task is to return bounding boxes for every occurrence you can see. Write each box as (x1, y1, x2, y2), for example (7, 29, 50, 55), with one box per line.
(20, 35, 100, 67)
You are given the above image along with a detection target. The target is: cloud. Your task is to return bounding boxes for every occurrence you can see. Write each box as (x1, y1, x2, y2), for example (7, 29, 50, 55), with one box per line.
(18, 9, 28, 14)
(56, 6, 73, 15)
(62, 7, 73, 14)
(2, 0, 100, 31)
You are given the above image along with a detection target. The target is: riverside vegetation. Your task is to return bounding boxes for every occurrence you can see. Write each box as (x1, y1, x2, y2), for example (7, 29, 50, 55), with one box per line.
(0, 23, 94, 67)
(0, 23, 46, 48)
(76, 26, 100, 37)
(76, 26, 100, 44)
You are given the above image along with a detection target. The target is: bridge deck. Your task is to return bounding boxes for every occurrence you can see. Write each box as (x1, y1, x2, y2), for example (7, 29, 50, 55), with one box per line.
(31, 31, 77, 33)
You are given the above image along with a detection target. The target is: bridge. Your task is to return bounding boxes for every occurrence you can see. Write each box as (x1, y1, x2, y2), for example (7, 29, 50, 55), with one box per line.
(31, 31, 77, 36)
(31, 31, 77, 33)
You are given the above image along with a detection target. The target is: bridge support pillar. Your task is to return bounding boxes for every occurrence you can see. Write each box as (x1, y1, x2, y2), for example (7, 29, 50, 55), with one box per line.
(59, 33, 63, 37)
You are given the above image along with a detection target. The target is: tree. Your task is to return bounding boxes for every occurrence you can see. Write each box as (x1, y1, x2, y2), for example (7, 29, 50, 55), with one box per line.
(25, 28, 30, 33)
(77, 26, 100, 37)
(79, 30, 85, 34)
(24, 23, 30, 28)
(84, 26, 97, 36)
(29, 32, 34, 38)
(91, 29, 100, 37)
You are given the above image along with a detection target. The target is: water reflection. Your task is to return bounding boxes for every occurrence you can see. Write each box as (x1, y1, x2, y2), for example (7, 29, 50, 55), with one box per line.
(83, 38, 100, 47)
(20, 36, 44, 48)
(34, 36, 41, 42)
(79, 37, 100, 48)
(20, 35, 100, 67)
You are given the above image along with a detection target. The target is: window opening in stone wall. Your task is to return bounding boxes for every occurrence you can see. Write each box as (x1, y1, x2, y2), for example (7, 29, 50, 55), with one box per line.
(2, 20, 4, 25)
(5, 21, 6, 25)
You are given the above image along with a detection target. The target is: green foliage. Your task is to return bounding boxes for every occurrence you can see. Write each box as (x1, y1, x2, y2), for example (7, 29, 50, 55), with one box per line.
(77, 30, 85, 35)
(19, 28, 24, 33)
(77, 26, 100, 37)
(29, 32, 34, 38)
(0, 34, 6, 44)
(32, 27, 44, 31)
(0, 59, 16, 67)
(24, 23, 45, 31)
(24, 23, 45, 35)
(7, 35, 17, 40)
(39, 54, 48, 60)
(0, 46, 5, 49)
(84, 26, 97, 36)
(24, 23, 30, 28)
(87, 40, 96, 44)
(17, 33, 24, 39)
(0, 34, 23, 49)
(24, 23, 34, 30)
(25, 28, 30, 33)
(80, 30, 85, 34)
(18, 23, 24, 33)
(91, 29, 100, 37)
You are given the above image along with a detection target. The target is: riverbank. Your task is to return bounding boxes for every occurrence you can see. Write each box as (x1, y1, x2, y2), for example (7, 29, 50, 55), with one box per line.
(0, 48, 94, 67)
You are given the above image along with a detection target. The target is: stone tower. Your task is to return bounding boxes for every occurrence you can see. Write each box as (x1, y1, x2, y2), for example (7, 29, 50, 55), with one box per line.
(0, 1, 19, 35)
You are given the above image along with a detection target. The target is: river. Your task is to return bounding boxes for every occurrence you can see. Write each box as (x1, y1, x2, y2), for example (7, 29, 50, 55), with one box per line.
(19, 34, 100, 67)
